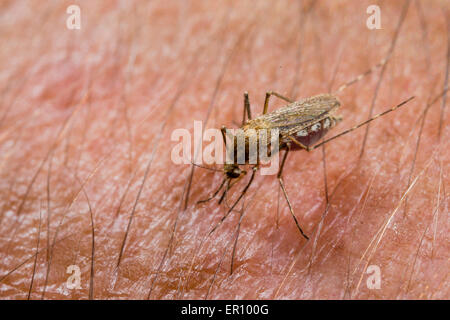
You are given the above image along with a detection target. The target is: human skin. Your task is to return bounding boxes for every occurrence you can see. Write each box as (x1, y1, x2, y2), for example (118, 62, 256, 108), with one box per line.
(0, 0, 448, 300)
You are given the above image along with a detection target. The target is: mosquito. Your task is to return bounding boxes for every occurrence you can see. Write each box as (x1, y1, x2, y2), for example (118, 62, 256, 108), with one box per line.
(196, 59, 415, 240)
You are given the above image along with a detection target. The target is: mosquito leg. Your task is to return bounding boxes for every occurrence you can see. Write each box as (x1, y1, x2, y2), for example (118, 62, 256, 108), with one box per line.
(219, 178, 247, 208)
(242, 91, 252, 125)
(197, 177, 227, 204)
(287, 135, 311, 152)
(220, 169, 248, 207)
(218, 179, 231, 204)
(263, 91, 294, 114)
(220, 170, 248, 208)
(277, 146, 309, 240)
(209, 166, 257, 236)
(228, 171, 247, 188)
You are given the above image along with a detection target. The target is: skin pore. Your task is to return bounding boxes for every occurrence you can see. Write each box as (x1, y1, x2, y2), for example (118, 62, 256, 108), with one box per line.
(0, 0, 448, 299)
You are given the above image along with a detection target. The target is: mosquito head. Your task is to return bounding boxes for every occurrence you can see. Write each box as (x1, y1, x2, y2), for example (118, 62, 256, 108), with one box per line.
(224, 163, 246, 179)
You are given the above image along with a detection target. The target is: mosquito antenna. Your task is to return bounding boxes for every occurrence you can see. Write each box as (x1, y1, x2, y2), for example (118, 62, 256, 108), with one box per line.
(313, 96, 415, 150)
(209, 167, 257, 236)
(190, 161, 222, 172)
(333, 58, 388, 95)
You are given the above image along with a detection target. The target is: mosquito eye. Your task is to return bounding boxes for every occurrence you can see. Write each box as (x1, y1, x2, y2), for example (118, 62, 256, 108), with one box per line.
(226, 167, 241, 179)
(228, 172, 239, 178)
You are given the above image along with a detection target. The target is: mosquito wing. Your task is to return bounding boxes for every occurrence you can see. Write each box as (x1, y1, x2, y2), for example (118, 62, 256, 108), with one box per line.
(247, 94, 341, 136)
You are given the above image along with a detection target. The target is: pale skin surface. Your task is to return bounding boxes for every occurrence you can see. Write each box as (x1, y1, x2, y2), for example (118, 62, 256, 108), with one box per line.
(0, 0, 448, 300)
